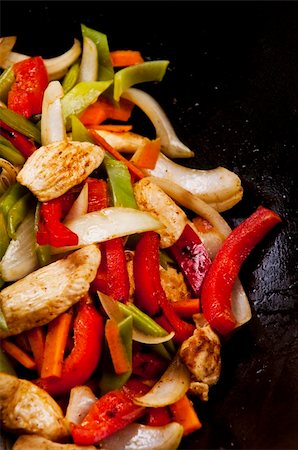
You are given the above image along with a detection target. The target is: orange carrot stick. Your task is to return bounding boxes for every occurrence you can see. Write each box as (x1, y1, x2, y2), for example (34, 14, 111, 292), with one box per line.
(26, 326, 46, 375)
(1, 339, 36, 370)
(80, 97, 134, 126)
(169, 394, 202, 436)
(130, 138, 160, 170)
(105, 318, 131, 375)
(88, 124, 133, 132)
(110, 50, 144, 67)
(41, 310, 73, 379)
(90, 129, 145, 180)
(171, 299, 201, 319)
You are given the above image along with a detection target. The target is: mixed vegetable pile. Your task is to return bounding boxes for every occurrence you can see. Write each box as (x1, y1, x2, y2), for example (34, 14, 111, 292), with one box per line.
(0, 25, 282, 450)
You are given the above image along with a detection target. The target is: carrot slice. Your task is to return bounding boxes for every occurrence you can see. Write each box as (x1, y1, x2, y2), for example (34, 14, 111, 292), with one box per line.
(105, 318, 131, 375)
(130, 138, 160, 169)
(80, 97, 134, 126)
(88, 124, 133, 132)
(41, 310, 73, 379)
(169, 394, 202, 436)
(90, 129, 145, 180)
(26, 326, 46, 375)
(192, 216, 213, 232)
(1, 339, 36, 370)
(110, 50, 144, 67)
(171, 299, 201, 319)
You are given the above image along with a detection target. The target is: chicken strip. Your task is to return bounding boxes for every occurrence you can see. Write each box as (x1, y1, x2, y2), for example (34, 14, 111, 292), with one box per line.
(17, 140, 105, 202)
(134, 178, 187, 248)
(0, 373, 68, 442)
(13, 435, 97, 450)
(0, 245, 100, 338)
(180, 314, 221, 401)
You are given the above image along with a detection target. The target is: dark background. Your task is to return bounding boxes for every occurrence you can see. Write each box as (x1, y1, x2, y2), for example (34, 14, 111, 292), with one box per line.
(1, 2, 298, 449)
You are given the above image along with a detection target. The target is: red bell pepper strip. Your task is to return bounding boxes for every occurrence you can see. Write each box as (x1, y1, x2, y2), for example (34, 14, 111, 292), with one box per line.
(36, 193, 79, 247)
(132, 344, 168, 379)
(8, 56, 48, 118)
(201, 206, 282, 336)
(88, 178, 130, 302)
(70, 378, 149, 445)
(133, 231, 195, 343)
(35, 296, 104, 397)
(144, 406, 172, 426)
(169, 223, 212, 297)
(0, 120, 37, 158)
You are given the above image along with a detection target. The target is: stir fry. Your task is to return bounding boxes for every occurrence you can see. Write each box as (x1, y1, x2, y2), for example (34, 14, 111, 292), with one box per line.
(0, 25, 281, 450)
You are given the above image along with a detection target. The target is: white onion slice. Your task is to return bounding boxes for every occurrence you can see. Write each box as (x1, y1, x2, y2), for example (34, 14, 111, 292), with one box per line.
(51, 207, 163, 254)
(65, 385, 97, 426)
(98, 291, 175, 344)
(64, 183, 88, 222)
(101, 422, 184, 450)
(145, 153, 243, 212)
(122, 88, 194, 158)
(0, 211, 39, 281)
(133, 355, 190, 407)
(0, 158, 20, 194)
(41, 81, 66, 146)
(78, 36, 98, 82)
(0, 39, 81, 81)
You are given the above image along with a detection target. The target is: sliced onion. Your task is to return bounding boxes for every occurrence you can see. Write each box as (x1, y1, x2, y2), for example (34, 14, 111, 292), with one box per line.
(78, 36, 98, 82)
(98, 291, 175, 344)
(0, 158, 20, 194)
(0, 39, 81, 81)
(0, 211, 39, 281)
(51, 207, 163, 254)
(64, 182, 88, 222)
(101, 422, 184, 450)
(122, 88, 194, 158)
(0, 36, 16, 65)
(133, 354, 190, 407)
(145, 153, 243, 212)
(41, 81, 66, 146)
(65, 385, 97, 426)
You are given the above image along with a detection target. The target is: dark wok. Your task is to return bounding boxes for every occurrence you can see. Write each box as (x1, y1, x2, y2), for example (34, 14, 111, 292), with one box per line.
(1, 2, 298, 449)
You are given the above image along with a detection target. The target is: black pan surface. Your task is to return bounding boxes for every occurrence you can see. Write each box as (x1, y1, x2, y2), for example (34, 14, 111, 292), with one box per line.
(1, 2, 298, 449)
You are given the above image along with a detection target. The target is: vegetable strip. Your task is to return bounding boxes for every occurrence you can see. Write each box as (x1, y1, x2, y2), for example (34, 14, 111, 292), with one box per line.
(1, 339, 36, 370)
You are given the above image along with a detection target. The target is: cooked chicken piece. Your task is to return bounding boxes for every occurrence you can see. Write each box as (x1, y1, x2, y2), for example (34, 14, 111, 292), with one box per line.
(13, 435, 97, 450)
(0, 373, 68, 442)
(160, 266, 190, 302)
(0, 245, 100, 338)
(180, 313, 221, 401)
(17, 140, 105, 202)
(126, 250, 190, 302)
(134, 178, 187, 248)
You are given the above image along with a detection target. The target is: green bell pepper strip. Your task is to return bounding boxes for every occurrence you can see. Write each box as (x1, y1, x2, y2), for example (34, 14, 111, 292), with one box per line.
(99, 315, 133, 394)
(0, 108, 41, 144)
(0, 134, 21, 151)
(104, 156, 137, 209)
(0, 143, 25, 166)
(0, 66, 15, 103)
(62, 80, 113, 128)
(0, 210, 10, 259)
(62, 61, 80, 94)
(0, 182, 27, 219)
(81, 24, 114, 82)
(0, 347, 16, 375)
(7, 192, 34, 239)
(71, 115, 95, 144)
(113, 60, 170, 101)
